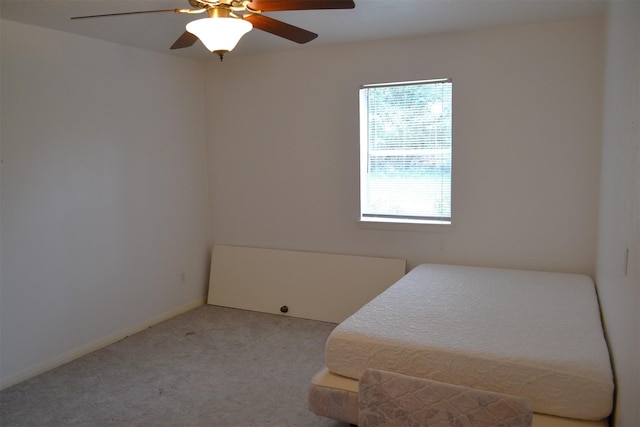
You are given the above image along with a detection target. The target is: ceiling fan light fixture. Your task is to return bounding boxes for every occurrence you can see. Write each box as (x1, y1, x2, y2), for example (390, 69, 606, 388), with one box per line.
(186, 16, 252, 58)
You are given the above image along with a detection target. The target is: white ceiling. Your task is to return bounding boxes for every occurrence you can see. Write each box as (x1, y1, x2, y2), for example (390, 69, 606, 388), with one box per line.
(0, 0, 607, 61)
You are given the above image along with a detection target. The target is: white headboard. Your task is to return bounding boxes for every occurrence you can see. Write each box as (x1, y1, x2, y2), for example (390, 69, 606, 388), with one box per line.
(208, 245, 406, 323)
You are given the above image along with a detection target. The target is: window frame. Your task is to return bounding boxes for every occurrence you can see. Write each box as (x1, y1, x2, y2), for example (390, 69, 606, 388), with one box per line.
(358, 78, 453, 229)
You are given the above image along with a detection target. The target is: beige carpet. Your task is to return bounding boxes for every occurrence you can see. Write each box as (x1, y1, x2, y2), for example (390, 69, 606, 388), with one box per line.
(0, 305, 350, 427)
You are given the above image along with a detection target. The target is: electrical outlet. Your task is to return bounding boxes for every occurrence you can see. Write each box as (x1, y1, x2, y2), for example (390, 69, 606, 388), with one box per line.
(180, 271, 186, 284)
(624, 248, 629, 277)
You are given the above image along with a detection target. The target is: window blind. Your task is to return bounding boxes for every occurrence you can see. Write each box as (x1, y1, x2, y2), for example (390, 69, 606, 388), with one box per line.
(360, 79, 452, 222)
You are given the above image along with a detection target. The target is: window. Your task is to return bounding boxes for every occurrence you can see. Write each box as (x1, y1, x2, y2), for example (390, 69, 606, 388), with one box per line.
(359, 79, 452, 225)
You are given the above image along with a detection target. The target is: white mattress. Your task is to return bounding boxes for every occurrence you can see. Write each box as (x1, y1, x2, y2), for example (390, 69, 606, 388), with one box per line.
(310, 368, 608, 427)
(325, 264, 614, 421)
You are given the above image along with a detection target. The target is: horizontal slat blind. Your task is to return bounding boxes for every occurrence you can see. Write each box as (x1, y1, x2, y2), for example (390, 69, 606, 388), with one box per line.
(360, 79, 452, 222)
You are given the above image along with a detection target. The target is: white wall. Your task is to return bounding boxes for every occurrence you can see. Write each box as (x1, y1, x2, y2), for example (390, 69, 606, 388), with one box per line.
(596, 2, 640, 426)
(0, 20, 211, 386)
(206, 19, 604, 276)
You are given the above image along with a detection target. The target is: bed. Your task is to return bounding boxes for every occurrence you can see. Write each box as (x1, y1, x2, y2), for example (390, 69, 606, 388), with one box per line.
(308, 264, 614, 426)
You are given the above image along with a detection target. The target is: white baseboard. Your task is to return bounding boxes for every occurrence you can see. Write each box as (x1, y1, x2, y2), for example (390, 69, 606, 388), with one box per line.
(0, 296, 206, 390)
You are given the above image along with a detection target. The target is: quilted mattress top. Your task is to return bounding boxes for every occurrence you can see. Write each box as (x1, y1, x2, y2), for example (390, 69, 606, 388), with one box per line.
(325, 264, 614, 421)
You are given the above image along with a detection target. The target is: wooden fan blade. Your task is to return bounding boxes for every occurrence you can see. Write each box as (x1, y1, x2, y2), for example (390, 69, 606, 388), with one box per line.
(170, 31, 199, 49)
(247, 0, 354, 11)
(244, 15, 317, 44)
(71, 9, 180, 20)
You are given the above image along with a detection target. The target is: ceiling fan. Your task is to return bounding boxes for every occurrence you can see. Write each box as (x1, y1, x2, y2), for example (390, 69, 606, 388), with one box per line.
(71, 0, 356, 60)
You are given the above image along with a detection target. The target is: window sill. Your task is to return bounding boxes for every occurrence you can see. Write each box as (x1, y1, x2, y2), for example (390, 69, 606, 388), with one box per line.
(358, 218, 453, 232)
